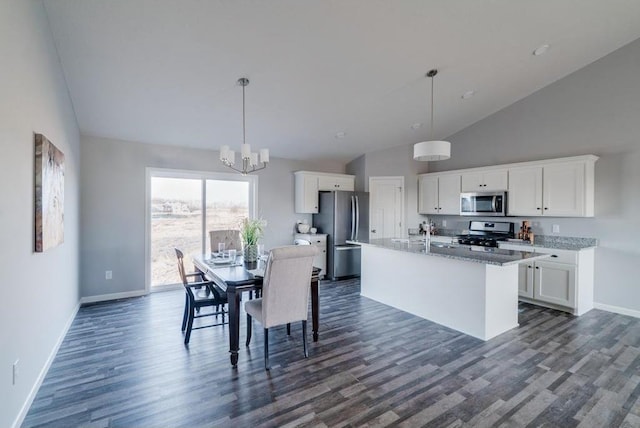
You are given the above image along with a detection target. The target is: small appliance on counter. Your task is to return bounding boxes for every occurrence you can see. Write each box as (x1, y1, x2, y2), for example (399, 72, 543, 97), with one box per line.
(457, 221, 515, 248)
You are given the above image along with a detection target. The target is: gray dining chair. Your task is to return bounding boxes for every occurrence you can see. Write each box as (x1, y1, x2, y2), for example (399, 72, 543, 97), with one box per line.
(244, 245, 319, 369)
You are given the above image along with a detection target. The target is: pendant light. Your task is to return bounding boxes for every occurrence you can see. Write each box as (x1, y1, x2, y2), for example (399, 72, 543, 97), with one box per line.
(413, 69, 451, 161)
(219, 78, 269, 175)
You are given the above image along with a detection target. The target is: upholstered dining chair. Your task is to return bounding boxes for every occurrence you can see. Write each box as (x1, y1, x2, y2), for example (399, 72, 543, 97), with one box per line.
(175, 248, 228, 345)
(244, 245, 319, 369)
(209, 229, 241, 253)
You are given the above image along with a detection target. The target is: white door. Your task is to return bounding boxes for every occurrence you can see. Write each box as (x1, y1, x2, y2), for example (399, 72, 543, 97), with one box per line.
(369, 176, 404, 239)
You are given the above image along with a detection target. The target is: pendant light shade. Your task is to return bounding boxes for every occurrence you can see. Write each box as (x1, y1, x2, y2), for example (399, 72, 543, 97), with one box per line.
(413, 69, 451, 161)
(413, 140, 451, 161)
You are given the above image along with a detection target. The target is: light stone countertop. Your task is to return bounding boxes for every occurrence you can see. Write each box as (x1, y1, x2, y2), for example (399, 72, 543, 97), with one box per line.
(348, 238, 549, 266)
(415, 229, 598, 251)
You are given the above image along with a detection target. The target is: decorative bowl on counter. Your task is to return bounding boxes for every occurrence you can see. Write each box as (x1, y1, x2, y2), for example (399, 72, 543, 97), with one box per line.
(297, 223, 310, 233)
(309, 227, 317, 234)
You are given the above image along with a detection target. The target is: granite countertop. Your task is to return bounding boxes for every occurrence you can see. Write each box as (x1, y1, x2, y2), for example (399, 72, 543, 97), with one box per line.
(413, 229, 597, 251)
(499, 235, 598, 251)
(348, 238, 548, 266)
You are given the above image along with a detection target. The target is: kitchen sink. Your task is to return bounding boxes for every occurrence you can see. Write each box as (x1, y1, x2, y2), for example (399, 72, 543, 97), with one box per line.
(430, 243, 458, 249)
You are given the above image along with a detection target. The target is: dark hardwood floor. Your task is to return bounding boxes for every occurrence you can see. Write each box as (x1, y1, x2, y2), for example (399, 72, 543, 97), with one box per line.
(24, 279, 640, 427)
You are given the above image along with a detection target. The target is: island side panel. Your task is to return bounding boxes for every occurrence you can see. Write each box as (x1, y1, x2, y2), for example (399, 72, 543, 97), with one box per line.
(484, 263, 520, 340)
(360, 245, 489, 340)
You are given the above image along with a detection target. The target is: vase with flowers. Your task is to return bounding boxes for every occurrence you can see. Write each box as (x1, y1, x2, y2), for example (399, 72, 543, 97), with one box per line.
(240, 217, 266, 263)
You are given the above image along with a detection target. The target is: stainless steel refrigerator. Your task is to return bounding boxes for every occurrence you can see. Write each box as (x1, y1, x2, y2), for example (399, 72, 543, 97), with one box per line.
(312, 191, 369, 280)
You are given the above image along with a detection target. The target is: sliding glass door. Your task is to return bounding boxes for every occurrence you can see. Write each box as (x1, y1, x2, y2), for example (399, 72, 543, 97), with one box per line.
(147, 169, 256, 289)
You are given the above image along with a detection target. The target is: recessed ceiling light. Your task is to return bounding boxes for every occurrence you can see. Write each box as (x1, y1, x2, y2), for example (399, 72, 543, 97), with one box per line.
(335, 131, 346, 139)
(533, 44, 550, 56)
(411, 123, 422, 130)
(461, 90, 475, 100)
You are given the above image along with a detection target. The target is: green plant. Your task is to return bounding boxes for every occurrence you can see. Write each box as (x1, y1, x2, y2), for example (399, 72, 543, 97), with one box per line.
(240, 217, 266, 246)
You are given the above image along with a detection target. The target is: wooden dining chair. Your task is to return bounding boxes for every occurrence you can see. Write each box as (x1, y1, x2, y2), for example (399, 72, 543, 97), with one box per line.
(175, 248, 228, 345)
(244, 245, 318, 369)
(209, 229, 241, 253)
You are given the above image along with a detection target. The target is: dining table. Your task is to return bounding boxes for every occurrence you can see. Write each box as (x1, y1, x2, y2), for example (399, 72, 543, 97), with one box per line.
(192, 254, 321, 367)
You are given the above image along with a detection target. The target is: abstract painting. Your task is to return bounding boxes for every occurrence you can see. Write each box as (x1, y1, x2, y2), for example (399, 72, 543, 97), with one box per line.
(35, 133, 65, 252)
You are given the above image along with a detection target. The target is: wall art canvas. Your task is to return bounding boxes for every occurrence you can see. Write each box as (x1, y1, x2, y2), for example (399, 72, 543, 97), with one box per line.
(35, 133, 65, 252)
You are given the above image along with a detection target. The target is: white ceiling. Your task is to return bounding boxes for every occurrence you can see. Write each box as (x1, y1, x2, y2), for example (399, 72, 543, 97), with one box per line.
(43, 0, 640, 163)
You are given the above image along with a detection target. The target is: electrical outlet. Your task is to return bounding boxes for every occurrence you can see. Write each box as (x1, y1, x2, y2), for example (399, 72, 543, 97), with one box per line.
(13, 359, 19, 385)
(442, 220, 447, 227)
(552, 224, 560, 234)
(105, 270, 112, 280)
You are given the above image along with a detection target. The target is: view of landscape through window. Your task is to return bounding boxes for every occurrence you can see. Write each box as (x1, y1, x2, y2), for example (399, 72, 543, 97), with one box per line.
(151, 177, 249, 287)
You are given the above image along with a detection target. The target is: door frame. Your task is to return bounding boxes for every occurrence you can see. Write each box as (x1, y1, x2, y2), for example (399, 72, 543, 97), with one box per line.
(368, 176, 405, 239)
(145, 167, 258, 293)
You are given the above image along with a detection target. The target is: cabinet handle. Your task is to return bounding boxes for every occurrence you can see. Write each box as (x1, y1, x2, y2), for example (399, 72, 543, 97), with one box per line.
(544, 207, 548, 210)
(551, 255, 558, 258)
(527, 265, 532, 268)
(434, 207, 438, 210)
(536, 207, 541, 210)
(535, 266, 539, 269)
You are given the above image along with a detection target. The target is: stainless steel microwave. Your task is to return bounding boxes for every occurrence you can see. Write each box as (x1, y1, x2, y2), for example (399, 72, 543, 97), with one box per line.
(460, 192, 507, 216)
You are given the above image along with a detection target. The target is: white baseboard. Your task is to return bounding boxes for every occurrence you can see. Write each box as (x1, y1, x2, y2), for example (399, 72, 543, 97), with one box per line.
(594, 302, 640, 319)
(12, 302, 80, 428)
(80, 289, 147, 304)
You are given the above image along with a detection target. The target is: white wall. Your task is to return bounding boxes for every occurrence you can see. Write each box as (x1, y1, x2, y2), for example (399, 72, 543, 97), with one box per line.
(80, 136, 345, 298)
(350, 38, 640, 315)
(0, 1, 81, 427)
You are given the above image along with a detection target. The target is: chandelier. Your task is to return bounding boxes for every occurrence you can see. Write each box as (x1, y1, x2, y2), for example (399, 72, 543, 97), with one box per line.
(219, 78, 269, 174)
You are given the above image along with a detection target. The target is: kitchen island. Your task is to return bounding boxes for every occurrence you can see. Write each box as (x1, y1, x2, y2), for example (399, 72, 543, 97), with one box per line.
(349, 238, 548, 340)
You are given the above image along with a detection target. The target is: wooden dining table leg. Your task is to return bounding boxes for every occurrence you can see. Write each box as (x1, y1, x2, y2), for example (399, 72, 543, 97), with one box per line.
(311, 277, 319, 342)
(227, 286, 241, 366)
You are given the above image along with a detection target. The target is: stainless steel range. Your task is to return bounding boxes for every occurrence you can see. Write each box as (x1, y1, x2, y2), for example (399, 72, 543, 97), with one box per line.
(457, 221, 515, 248)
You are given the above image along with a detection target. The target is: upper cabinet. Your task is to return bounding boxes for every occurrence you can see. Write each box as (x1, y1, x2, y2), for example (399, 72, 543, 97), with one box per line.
(418, 173, 461, 215)
(417, 155, 598, 218)
(294, 171, 355, 213)
(317, 175, 354, 191)
(461, 169, 508, 192)
(508, 157, 597, 217)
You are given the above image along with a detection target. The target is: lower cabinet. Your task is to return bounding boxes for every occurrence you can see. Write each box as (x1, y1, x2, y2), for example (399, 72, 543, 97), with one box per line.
(294, 233, 327, 278)
(518, 260, 576, 308)
(500, 243, 594, 315)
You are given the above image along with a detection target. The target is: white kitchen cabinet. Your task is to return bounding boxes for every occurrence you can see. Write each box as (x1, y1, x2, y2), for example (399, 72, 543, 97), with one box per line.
(294, 171, 355, 214)
(533, 261, 576, 308)
(517, 262, 534, 298)
(507, 166, 543, 216)
(317, 175, 354, 191)
(294, 233, 327, 278)
(499, 242, 594, 315)
(418, 173, 461, 215)
(508, 157, 596, 217)
(461, 169, 508, 192)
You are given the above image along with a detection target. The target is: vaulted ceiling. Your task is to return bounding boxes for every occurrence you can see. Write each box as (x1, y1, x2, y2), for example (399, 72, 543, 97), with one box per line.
(43, 0, 640, 162)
